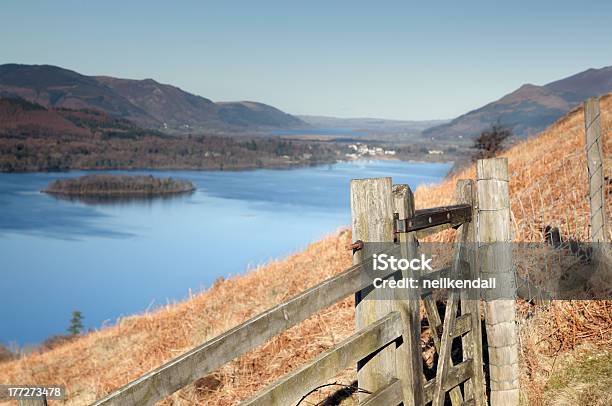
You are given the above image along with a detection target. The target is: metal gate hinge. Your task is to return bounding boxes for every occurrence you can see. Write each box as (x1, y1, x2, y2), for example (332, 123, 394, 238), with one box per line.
(394, 204, 472, 236)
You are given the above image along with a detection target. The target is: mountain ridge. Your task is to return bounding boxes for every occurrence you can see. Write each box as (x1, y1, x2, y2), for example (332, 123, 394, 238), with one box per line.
(0, 64, 307, 134)
(424, 65, 612, 139)
(298, 115, 449, 134)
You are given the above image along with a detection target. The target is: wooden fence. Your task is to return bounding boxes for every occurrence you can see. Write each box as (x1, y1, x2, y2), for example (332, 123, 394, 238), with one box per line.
(584, 97, 611, 268)
(66, 157, 514, 406)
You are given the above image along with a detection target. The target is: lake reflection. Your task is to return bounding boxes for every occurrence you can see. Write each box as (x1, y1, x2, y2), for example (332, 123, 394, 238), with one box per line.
(0, 160, 451, 345)
(46, 190, 196, 206)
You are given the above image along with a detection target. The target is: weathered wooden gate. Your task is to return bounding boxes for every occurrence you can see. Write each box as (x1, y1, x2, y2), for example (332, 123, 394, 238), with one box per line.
(349, 176, 487, 406)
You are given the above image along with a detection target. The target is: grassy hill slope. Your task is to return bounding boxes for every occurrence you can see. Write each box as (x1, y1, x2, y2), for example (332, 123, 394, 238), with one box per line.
(1, 96, 610, 405)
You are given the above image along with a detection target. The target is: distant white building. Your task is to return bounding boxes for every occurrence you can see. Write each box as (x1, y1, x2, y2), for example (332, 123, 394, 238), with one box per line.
(346, 143, 391, 158)
(428, 150, 444, 155)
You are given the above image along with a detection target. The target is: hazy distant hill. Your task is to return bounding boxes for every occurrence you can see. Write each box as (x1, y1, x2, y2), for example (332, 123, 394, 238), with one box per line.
(96, 76, 305, 133)
(298, 115, 449, 135)
(424, 66, 612, 139)
(216, 101, 305, 128)
(0, 64, 307, 134)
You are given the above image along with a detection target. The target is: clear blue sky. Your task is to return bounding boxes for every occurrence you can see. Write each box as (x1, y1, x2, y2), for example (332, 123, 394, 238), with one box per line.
(1, 1, 611, 120)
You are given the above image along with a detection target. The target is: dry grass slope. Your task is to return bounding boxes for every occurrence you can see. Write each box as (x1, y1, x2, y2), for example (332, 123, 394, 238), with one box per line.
(1, 95, 611, 405)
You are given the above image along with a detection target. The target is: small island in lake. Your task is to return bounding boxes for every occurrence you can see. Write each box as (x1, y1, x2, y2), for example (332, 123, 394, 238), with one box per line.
(42, 174, 196, 197)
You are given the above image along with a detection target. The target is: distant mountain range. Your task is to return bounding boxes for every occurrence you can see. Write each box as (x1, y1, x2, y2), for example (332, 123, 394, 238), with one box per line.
(297, 115, 449, 135)
(3, 63, 612, 141)
(0, 64, 306, 134)
(424, 66, 612, 140)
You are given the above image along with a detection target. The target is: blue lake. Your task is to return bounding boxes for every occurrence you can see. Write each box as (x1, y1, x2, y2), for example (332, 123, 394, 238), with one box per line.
(0, 160, 451, 346)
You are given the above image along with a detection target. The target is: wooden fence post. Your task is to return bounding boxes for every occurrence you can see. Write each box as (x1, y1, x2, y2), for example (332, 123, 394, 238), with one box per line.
(584, 97, 611, 267)
(392, 184, 424, 405)
(351, 178, 398, 400)
(476, 158, 519, 406)
(457, 179, 487, 406)
(18, 396, 47, 406)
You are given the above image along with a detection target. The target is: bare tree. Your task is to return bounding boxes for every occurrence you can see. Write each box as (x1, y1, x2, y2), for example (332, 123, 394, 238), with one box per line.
(472, 122, 512, 161)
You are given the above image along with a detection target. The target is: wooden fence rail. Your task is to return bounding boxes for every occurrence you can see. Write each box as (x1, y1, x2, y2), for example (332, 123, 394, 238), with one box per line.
(92, 250, 399, 406)
(241, 311, 403, 406)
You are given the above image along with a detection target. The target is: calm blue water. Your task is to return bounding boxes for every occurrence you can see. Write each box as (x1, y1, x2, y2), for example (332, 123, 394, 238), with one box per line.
(0, 160, 451, 346)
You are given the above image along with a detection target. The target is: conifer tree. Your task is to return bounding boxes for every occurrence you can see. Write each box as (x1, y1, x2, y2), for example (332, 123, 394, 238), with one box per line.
(67, 310, 84, 335)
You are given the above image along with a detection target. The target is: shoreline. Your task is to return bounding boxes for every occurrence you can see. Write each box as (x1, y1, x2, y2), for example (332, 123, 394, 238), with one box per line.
(1, 157, 456, 175)
(42, 188, 196, 197)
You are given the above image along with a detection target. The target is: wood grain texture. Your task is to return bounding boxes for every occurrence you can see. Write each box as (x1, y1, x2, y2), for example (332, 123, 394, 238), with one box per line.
(351, 178, 398, 398)
(392, 184, 424, 406)
(585, 97, 606, 243)
(477, 158, 519, 406)
(422, 290, 464, 406)
(419, 182, 480, 406)
(584, 97, 612, 275)
(432, 221, 468, 406)
(457, 180, 486, 406)
(360, 378, 403, 406)
(18, 398, 47, 406)
(423, 359, 474, 403)
(240, 312, 403, 406)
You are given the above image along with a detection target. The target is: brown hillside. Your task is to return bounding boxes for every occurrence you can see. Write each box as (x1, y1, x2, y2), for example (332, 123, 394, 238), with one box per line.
(0, 98, 89, 137)
(0, 95, 610, 405)
(0, 97, 146, 139)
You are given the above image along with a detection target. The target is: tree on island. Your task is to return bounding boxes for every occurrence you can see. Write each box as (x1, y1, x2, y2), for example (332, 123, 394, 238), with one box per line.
(67, 310, 84, 335)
